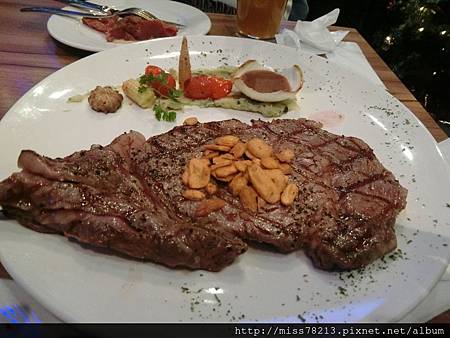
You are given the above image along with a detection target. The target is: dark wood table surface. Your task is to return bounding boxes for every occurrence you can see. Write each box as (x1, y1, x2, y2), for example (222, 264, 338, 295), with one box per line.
(0, 0, 448, 322)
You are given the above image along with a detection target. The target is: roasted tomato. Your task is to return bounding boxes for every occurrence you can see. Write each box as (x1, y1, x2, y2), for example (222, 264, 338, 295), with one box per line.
(209, 76, 233, 99)
(144, 65, 176, 97)
(184, 75, 232, 100)
(183, 75, 211, 99)
(144, 65, 164, 77)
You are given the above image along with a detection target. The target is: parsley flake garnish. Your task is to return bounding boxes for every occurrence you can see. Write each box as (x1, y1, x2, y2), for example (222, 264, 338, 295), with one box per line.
(139, 72, 182, 100)
(168, 88, 183, 101)
(154, 104, 176, 122)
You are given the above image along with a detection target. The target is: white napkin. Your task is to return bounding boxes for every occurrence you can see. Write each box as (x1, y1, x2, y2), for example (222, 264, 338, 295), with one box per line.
(276, 9, 348, 54)
(275, 8, 384, 88)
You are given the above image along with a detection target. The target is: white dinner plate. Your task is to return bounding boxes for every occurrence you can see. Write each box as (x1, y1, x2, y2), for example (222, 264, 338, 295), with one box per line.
(47, 0, 211, 52)
(0, 36, 450, 323)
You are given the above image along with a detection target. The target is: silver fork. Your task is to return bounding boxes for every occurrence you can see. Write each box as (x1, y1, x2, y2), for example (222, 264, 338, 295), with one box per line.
(108, 7, 185, 27)
(21, 6, 185, 27)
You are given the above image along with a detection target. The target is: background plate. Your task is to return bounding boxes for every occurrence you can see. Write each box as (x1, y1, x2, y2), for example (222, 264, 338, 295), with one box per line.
(47, 0, 211, 52)
(0, 36, 450, 323)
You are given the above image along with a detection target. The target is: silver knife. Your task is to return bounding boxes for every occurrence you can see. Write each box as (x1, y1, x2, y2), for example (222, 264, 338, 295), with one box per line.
(20, 7, 108, 18)
(56, 0, 113, 14)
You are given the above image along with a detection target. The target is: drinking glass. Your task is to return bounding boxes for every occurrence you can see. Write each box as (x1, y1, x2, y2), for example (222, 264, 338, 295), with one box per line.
(236, 0, 288, 40)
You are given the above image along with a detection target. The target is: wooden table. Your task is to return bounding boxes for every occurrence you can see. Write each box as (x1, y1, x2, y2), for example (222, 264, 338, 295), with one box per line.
(0, 0, 448, 322)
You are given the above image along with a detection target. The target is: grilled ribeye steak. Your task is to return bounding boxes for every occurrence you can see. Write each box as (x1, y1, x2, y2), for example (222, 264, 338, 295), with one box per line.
(0, 132, 246, 271)
(0, 119, 407, 271)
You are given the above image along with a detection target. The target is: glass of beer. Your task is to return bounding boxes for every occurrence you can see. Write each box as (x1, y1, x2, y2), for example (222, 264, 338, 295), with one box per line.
(237, 0, 287, 40)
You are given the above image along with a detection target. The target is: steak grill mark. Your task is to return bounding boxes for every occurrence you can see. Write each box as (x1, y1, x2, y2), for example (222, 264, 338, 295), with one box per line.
(0, 119, 407, 271)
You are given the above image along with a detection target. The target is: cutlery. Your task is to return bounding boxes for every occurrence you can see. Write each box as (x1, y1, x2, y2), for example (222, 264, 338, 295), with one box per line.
(57, 0, 185, 27)
(57, 0, 113, 14)
(21, 6, 184, 27)
(21, 7, 106, 18)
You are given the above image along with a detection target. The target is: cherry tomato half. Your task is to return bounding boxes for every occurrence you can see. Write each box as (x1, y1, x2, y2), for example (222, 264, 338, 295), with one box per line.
(184, 75, 232, 100)
(209, 76, 233, 100)
(144, 65, 176, 97)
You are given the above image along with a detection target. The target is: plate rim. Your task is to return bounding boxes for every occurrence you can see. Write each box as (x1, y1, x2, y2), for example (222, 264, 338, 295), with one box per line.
(1, 35, 450, 323)
(46, 0, 212, 52)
